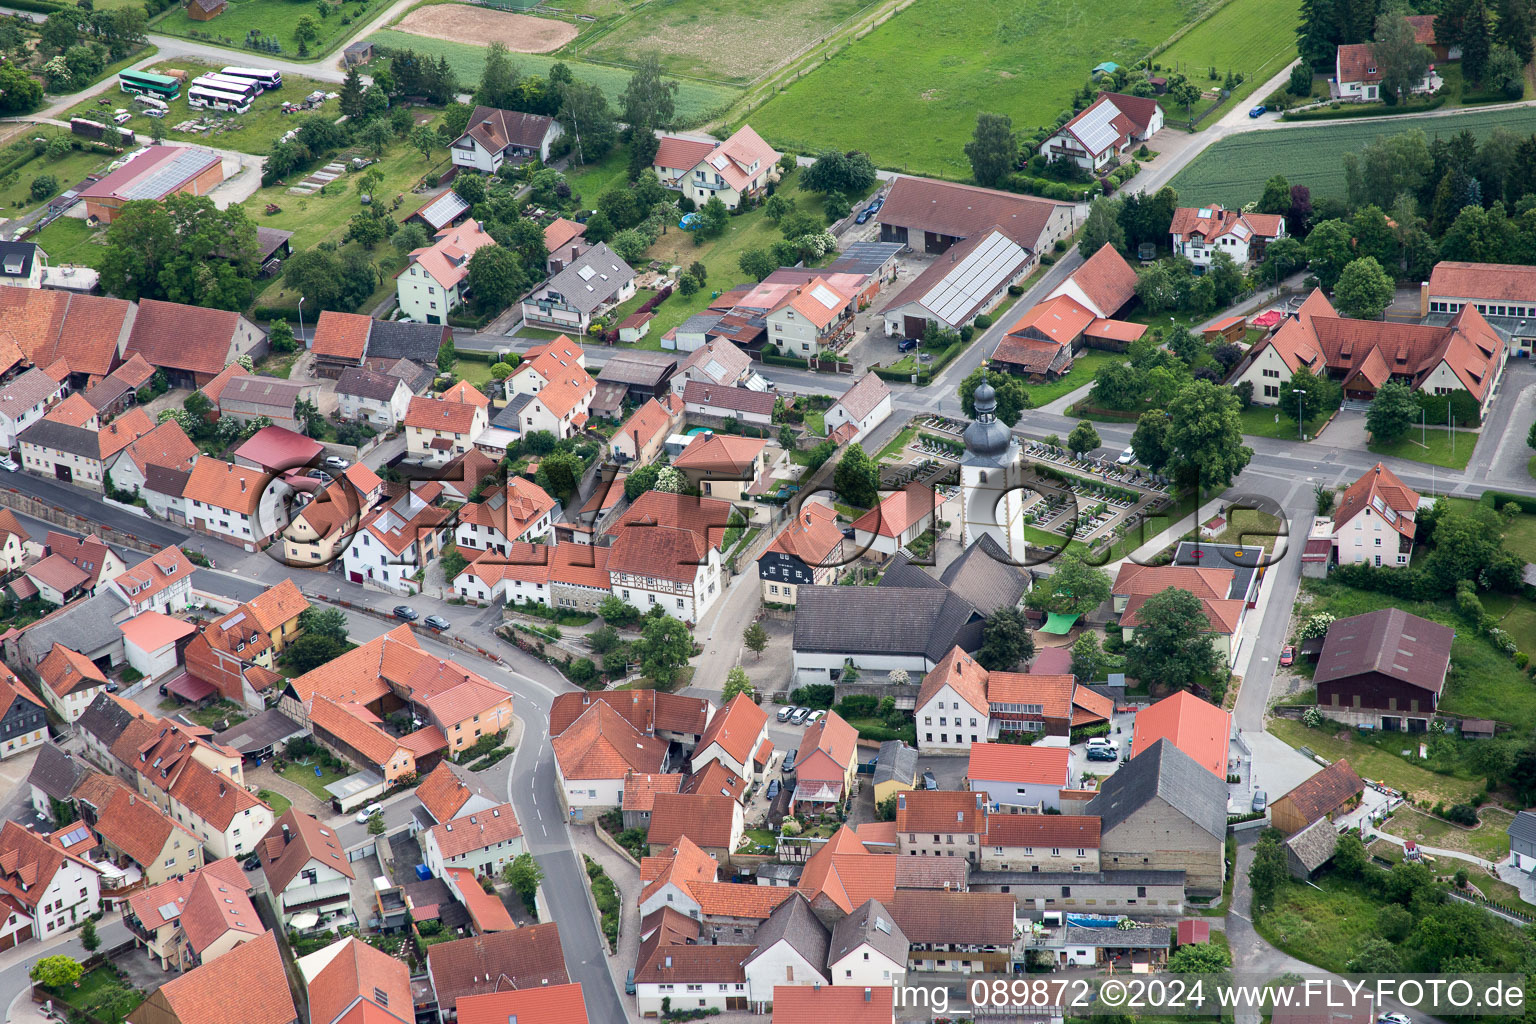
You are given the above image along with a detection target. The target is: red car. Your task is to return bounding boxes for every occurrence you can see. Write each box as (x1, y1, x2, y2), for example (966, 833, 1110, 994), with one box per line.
(1279, 645, 1295, 667)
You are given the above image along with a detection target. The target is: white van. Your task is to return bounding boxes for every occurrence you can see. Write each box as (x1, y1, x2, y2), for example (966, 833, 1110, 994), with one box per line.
(1085, 736, 1114, 749)
(355, 802, 383, 823)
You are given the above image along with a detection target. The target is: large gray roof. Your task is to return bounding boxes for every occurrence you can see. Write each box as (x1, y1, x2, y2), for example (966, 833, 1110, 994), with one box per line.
(542, 243, 635, 315)
(872, 740, 918, 788)
(748, 893, 828, 969)
(939, 534, 1031, 615)
(1509, 810, 1536, 846)
(1285, 816, 1340, 874)
(74, 688, 138, 752)
(366, 320, 446, 364)
(828, 898, 908, 967)
(1314, 608, 1453, 695)
(19, 419, 101, 460)
(1063, 925, 1172, 948)
(971, 868, 1186, 886)
(17, 591, 127, 665)
(793, 586, 980, 661)
(212, 709, 306, 755)
(27, 743, 87, 802)
(1086, 737, 1228, 840)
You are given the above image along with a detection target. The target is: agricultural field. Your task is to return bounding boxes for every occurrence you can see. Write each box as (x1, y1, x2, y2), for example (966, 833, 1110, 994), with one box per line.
(1158, 0, 1300, 107)
(746, 0, 1197, 177)
(574, 0, 878, 85)
(61, 59, 341, 158)
(396, 5, 576, 52)
(154, 0, 393, 59)
(364, 30, 738, 125)
(1168, 105, 1536, 207)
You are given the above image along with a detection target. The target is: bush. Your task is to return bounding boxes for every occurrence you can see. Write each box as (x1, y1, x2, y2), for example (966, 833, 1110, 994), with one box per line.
(973, 313, 993, 329)
(1444, 804, 1479, 826)
(789, 684, 834, 709)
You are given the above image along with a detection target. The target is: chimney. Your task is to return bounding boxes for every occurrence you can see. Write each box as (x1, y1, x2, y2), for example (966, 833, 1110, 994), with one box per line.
(219, 782, 227, 797)
(281, 823, 291, 843)
(240, 479, 246, 493)
(571, 245, 580, 261)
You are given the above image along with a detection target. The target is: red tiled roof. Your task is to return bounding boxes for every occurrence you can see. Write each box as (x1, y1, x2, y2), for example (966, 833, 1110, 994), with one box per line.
(851, 483, 944, 539)
(259, 809, 355, 895)
(1067, 243, 1140, 316)
(182, 458, 265, 515)
(875, 175, 1069, 249)
(549, 690, 712, 739)
(457, 984, 587, 1024)
(1426, 260, 1536, 302)
(178, 868, 261, 954)
(1121, 592, 1245, 636)
(895, 790, 986, 834)
(134, 931, 295, 1024)
(125, 298, 245, 379)
(797, 826, 896, 914)
(694, 694, 766, 768)
(38, 642, 106, 697)
(918, 646, 989, 715)
(429, 803, 521, 860)
(1334, 463, 1419, 539)
(1170, 205, 1285, 243)
(763, 500, 843, 567)
(967, 742, 1071, 785)
(1114, 563, 1236, 601)
(120, 420, 198, 476)
(405, 394, 483, 434)
(983, 812, 1101, 848)
(771, 985, 894, 1023)
(552, 700, 668, 780)
(1336, 42, 1382, 84)
(647, 792, 736, 849)
(307, 937, 411, 1024)
(1274, 759, 1364, 826)
(622, 771, 684, 812)
(310, 311, 373, 362)
(673, 432, 766, 475)
(1130, 690, 1231, 778)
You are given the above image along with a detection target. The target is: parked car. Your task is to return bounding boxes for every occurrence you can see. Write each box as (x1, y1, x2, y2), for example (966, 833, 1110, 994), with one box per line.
(922, 769, 938, 790)
(855, 207, 873, 224)
(1378, 1015, 1411, 1024)
(104, 682, 119, 693)
(782, 749, 798, 773)
(766, 779, 780, 799)
(1280, 645, 1295, 666)
(355, 802, 383, 823)
(393, 605, 419, 621)
(778, 705, 798, 722)
(1086, 746, 1119, 762)
(423, 614, 450, 632)
(1249, 104, 1266, 117)
(1116, 446, 1136, 465)
(324, 455, 350, 470)
(0, 457, 18, 473)
(1085, 736, 1114, 749)
(805, 710, 825, 726)
(1252, 790, 1268, 812)
(625, 970, 636, 996)
(242, 856, 261, 871)
(789, 707, 812, 725)
(158, 683, 169, 697)
(897, 337, 919, 352)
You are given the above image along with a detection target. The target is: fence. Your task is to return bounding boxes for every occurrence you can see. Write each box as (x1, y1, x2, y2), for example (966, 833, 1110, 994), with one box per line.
(0, 488, 160, 555)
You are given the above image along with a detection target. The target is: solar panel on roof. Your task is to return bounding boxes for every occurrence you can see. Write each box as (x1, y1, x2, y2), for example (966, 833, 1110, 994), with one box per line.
(158, 902, 180, 919)
(810, 284, 838, 307)
(1072, 100, 1122, 155)
(119, 149, 218, 202)
(59, 825, 89, 846)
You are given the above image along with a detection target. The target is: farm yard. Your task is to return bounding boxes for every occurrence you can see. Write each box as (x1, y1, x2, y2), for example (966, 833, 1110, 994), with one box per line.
(1157, 0, 1300, 110)
(61, 60, 341, 158)
(574, 0, 879, 85)
(364, 31, 738, 125)
(395, 5, 577, 53)
(748, 0, 1228, 177)
(1169, 105, 1536, 207)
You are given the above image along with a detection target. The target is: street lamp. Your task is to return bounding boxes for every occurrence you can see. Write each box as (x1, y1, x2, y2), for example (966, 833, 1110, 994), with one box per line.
(1292, 387, 1307, 441)
(297, 296, 307, 350)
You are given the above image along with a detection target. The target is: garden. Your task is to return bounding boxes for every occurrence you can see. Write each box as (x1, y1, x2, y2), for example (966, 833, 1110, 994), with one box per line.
(273, 739, 352, 800)
(0, 128, 116, 219)
(37, 963, 144, 1024)
(1365, 424, 1476, 470)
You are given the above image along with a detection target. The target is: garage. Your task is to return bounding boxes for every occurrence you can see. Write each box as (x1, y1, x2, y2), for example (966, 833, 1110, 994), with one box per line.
(0, 922, 33, 951)
(903, 315, 928, 338)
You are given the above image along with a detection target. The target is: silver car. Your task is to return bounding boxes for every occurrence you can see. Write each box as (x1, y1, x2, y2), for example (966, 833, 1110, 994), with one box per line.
(777, 706, 798, 722)
(790, 707, 812, 725)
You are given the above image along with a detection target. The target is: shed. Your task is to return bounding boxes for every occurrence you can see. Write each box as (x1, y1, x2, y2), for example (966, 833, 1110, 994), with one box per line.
(1201, 314, 1247, 343)
(1175, 919, 1209, 945)
(1460, 718, 1496, 739)
(619, 311, 654, 343)
(1283, 816, 1339, 878)
(1269, 758, 1363, 835)
(344, 41, 374, 66)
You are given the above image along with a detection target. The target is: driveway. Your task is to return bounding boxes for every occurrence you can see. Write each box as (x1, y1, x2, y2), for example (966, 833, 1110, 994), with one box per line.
(1243, 729, 1323, 802)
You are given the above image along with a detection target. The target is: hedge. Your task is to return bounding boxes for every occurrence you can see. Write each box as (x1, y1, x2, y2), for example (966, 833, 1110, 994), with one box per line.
(874, 366, 918, 382)
(454, 348, 511, 364)
(447, 313, 492, 329)
(1003, 172, 1093, 202)
(1480, 491, 1536, 516)
(1281, 96, 1446, 121)
(253, 306, 304, 323)
(2, 0, 66, 12)
(762, 352, 809, 368)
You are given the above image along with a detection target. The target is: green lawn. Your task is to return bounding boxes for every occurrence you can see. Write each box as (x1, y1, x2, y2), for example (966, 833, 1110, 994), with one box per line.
(1212, 507, 1284, 550)
(563, 143, 630, 207)
(1366, 425, 1476, 470)
(576, 0, 876, 86)
(29, 217, 107, 269)
(1238, 403, 1332, 440)
(154, 0, 395, 61)
(1268, 718, 1483, 804)
(605, 167, 829, 342)
(0, 133, 115, 219)
(747, 0, 1194, 178)
(1019, 350, 1123, 407)
(1254, 874, 1397, 973)
(62, 59, 344, 158)
(184, 699, 247, 730)
(875, 424, 917, 461)
(1298, 576, 1536, 731)
(1170, 105, 1536, 207)
(1379, 803, 1513, 860)
(1158, 0, 1301, 113)
(366, 31, 739, 126)
(277, 758, 349, 800)
(52, 967, 144, 1024)
(257, 787, 292, 816)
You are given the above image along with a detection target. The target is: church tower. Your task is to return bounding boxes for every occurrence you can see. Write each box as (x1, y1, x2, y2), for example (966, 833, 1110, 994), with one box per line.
(959, 381, 1027, 561)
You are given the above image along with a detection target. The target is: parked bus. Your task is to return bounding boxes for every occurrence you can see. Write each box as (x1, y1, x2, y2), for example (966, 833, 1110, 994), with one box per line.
(187, 84, 251, 114)
(118, 69, 180, 101)
(192, 74, 256, 101)
(131, 94, 169, 113)
(218, 66, 282, 91)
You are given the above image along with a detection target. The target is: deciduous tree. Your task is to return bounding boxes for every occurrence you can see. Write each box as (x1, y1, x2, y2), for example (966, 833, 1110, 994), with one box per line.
(1066, 420, 1101, 456)
(621, 53, 678, 131)
(964, 111, 1018, 188)
(1371, 13, 1433, 104)
(976, 607, 1035, 671)
(1125, 587, 1223, 690)
(1332, 256, 1396, 319)
(636, 614, 693, 685)
(833, 443, 879, 509)
(1027, 553, 1112, 618)
(743, 620, 769, 658)
(959, 366, 1030, 424)
(1166, 380, 1252, 490)
(1130, 410, 1173, 471)
(1364, 379, 1420, 442)
(1078, 196, 1126, 258)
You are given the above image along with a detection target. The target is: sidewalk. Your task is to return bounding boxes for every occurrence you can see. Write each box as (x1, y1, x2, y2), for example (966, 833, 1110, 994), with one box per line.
(566, 825, 640, 1015)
